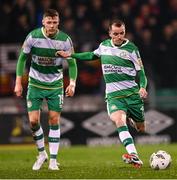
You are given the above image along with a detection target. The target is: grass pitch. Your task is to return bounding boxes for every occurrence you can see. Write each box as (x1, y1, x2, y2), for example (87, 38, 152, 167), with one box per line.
(0, 144, 177, 179)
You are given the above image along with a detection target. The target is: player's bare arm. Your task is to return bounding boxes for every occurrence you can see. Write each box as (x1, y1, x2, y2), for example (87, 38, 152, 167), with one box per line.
(14, 76, 23, 97)
(65, 79, 76, 97)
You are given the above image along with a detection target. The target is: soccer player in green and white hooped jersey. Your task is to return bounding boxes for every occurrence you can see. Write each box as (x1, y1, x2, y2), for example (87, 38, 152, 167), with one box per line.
(14, 9, 77, 170)
(57, 19, 148, 168)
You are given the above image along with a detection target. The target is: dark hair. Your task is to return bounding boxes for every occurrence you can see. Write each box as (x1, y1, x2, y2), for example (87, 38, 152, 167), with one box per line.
(43, 9, 59, 18)
(109, 19, 125, 30)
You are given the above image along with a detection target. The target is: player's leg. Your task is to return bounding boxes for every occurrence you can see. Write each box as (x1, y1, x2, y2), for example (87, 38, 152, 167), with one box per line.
(135, 122, 145, 132)
(110, 110, 143, 168)
(27, 86, 48, 170)
(48, 110, 60, 170)
(127, 93, 146, 133)
(47, 88, 63, 170)
(127, 118, 145, 132)
(110, 110, 139, 155)
(107, 98, 142, 168)
(121, 93, 145, 167)
(28, 110, 48, 170)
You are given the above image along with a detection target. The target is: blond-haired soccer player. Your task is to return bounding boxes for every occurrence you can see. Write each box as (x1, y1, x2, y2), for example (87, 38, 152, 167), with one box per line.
(14, 9, 77, 170)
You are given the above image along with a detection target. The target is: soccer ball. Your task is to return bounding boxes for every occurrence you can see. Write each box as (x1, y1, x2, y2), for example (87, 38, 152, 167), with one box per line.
(149, 150, 172, 170)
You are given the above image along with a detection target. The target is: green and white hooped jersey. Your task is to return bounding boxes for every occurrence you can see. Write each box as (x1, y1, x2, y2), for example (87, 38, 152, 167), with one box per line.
(23, 27, 73, 89)
(93, 39, 142, 99)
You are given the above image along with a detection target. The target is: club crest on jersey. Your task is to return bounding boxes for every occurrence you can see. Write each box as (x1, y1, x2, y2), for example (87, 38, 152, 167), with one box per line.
(27, 100, 32, 108)
(140, 106, 144, 112)
(111, 105, 117, 110)
(120, 51, 128, 58)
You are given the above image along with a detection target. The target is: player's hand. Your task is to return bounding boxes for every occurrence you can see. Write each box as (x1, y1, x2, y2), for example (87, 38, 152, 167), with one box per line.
(14, 83, 23, 97)
(65, 84, 75, 97)
(139, 87, 148, 99)
(56, 51, 71, 58)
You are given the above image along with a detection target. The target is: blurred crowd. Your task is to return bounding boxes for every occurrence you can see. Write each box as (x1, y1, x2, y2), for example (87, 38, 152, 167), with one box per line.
(0, 0, 177, 97)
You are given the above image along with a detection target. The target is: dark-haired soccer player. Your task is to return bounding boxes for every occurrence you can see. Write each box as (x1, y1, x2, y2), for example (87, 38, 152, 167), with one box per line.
(57, 19, 147, 168)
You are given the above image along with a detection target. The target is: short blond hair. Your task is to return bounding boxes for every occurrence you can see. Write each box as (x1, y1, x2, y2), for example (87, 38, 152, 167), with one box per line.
(43, 9, 59, 18)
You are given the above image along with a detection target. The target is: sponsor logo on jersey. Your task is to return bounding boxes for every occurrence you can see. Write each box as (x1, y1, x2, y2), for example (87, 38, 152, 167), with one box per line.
(103, 64, 122, 73)
(38, 57, 55, 65)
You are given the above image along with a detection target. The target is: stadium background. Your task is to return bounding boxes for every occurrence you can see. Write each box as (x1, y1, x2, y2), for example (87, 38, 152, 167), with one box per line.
(0, 0, 177, 146)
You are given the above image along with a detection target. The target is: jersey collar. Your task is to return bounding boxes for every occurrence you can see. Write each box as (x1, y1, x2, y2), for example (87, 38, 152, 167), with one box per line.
(41, 27, 59, 39)
(110, 39, 129, 47)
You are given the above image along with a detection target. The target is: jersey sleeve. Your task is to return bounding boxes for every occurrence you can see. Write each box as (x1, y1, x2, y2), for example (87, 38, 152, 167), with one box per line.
(131, 48, 143, 71)
(64, 36, 77, 80)
(22, 33, 33, 54)
(64, 37, 74, 52)
(131, 47, 147, 88)
(137, 69, 147, 88)
(93, 44, 102, 57)
(71, 52, 98, 60)
(16, 33, 32, 76)
(67, 58, 77, 80)
(16, 51, 28, 76)
(71, 42, 101, 60)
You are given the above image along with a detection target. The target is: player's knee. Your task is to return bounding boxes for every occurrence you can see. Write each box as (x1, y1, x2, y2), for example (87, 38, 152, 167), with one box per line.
(49, 115, 59, 125)
(30, 120, 39, 128)
(110, 111, 126, 127)
(49, 111, 60, 125)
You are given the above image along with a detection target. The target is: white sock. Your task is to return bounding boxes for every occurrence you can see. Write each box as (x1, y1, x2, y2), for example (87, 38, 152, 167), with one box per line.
(117, 126, 137, 155)
(48, 125, 60, 159)
(31, 125, 45, 152)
